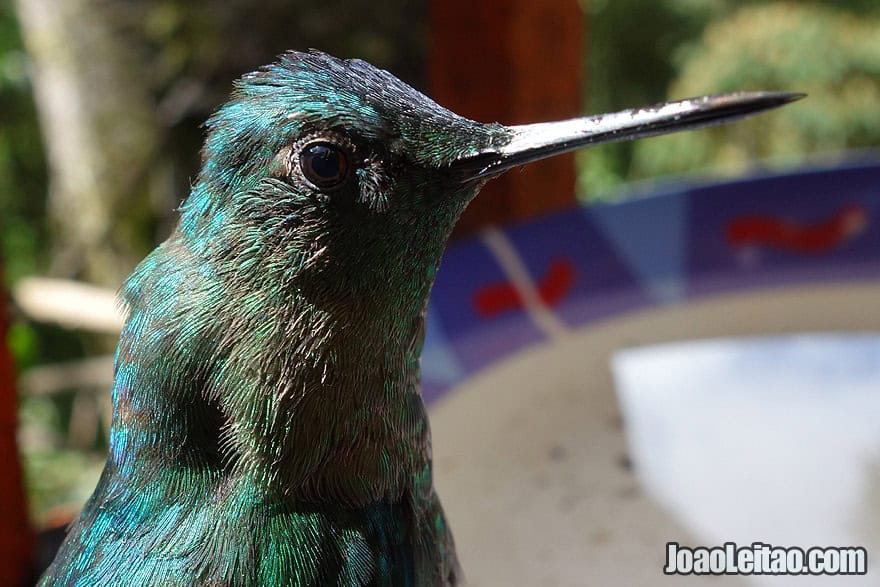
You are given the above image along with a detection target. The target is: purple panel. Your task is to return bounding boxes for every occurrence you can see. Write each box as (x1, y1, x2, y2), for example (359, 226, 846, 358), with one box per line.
(421, 159, 880, 404)
(589, 189, 690, 303)
(429, 237, 544, 374)
(420, 306, 466, 402)
(421, 380, 447, 405)
(687, 165, 880, 296)
(503, 208, 651, 327)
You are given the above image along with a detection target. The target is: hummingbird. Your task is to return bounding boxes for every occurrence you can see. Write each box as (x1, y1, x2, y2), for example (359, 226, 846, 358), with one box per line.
(39, 50, 801, 586)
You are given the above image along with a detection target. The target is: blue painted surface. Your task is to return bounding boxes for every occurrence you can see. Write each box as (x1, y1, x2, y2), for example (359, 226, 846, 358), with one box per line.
(422, 158, 880, 401)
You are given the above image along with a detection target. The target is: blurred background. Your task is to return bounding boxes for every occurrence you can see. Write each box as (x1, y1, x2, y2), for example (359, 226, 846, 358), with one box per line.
(1, 0, 879, 585)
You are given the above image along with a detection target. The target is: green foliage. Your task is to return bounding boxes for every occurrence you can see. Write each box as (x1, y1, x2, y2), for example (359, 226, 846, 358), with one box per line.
(633, 3, 880, 180)
(7, 321, 37, 370)
(579, 0, 880, 199)
(21, 447, 104, 525)
(0, 3, 46, 284)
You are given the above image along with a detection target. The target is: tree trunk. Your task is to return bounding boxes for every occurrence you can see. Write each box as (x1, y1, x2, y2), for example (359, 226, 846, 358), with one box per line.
(15, 0, 159, 286)
(428, 0, 584, 236)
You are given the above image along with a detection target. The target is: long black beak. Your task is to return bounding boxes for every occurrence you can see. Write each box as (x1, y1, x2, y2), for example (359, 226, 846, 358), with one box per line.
(457, 91, 804, 181)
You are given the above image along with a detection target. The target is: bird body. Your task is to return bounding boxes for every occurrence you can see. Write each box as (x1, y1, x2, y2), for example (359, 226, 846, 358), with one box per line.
(40, 51, 800, 586)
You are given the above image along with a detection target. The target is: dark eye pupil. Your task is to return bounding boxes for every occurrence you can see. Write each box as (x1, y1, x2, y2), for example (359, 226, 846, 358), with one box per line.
(300, 142, 348, 188)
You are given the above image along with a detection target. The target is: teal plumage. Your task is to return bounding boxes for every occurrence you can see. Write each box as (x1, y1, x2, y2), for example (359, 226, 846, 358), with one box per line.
(40, 51, 497, 586)
(39, 49, 800, 586)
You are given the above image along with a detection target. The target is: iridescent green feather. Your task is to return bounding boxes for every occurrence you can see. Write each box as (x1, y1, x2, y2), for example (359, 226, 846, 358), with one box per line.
(39, 51, 504, 586)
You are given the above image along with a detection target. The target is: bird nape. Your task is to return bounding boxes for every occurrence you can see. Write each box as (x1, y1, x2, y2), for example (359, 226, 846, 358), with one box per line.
(39, 51, 801, 586)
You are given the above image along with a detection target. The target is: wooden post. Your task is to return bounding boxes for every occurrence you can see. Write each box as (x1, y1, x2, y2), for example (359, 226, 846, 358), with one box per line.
(0, 266, 34, 586)
(428, 0, 584, 236)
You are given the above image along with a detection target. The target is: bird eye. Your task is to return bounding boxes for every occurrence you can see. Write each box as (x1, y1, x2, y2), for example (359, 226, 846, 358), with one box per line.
(299, 141, 350, 189)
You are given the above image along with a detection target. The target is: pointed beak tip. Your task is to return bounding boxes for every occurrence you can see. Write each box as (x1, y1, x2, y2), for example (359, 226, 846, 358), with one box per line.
(756, 91, 807, 107)
(455, 89, 807, 182)
(693, 90, 806, 116)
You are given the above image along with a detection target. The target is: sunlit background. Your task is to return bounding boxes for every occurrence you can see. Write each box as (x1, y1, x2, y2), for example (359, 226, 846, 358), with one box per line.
(2, 0, 879, 585)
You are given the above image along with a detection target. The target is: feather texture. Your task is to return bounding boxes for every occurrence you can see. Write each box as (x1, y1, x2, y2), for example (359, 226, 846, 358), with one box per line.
(39, 51, 508, 586)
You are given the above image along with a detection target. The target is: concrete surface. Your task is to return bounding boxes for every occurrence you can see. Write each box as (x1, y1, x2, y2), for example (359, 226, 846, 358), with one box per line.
(430, 282, 880, 586)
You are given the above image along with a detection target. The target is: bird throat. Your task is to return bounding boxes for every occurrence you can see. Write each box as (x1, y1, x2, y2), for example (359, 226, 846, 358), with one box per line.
(108, 229, 437, 510)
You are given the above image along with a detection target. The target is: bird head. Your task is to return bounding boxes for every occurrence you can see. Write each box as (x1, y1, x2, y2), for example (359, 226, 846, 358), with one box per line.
(177, 50, 800, 331)
(179, 52, 509, 329)
(112, 49, 801, 501)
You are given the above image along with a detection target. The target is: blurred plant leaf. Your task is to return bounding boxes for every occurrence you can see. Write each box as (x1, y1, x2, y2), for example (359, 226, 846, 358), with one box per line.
(633, 3, 880, 180)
